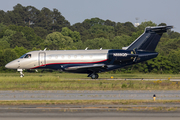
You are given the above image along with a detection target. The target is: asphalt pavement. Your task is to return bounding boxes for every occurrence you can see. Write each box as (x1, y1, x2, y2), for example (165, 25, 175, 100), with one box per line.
(0, 109, 180, 120)
(0, 90, 180, 100)
(1, 90, 180, 120)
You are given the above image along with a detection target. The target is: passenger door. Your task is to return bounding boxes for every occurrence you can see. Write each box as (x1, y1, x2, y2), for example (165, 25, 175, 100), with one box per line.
(39, 52, 46, 67)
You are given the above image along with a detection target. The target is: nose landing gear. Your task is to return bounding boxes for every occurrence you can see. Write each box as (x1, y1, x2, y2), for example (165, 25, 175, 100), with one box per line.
(17, 69, 24, 77)
(20, 71, 24, 77)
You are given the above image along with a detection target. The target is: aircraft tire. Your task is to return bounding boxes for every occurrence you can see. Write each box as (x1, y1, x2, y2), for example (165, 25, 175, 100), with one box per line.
(20, 74, 24, 78)
(91, 74, 96, 79)
(95, 74, 99, 79)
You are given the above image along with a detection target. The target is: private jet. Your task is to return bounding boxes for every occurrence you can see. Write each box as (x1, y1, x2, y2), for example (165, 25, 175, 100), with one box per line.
(5, 26, 173, 79)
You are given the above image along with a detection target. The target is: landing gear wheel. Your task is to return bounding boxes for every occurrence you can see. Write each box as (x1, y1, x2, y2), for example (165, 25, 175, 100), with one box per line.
(95, 74, 99, 79)
(20, 74, 24, 78)
(91, 74, 99, 79)
(91, 74, 96, 79)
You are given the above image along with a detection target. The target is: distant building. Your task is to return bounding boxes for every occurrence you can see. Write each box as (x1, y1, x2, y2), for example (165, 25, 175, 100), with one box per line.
(134, 23, 140, 27)
(134, 18, 140, 27)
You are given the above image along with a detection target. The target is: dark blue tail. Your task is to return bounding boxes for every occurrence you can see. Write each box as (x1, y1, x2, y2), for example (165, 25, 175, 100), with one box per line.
(125, 26, 173, 52)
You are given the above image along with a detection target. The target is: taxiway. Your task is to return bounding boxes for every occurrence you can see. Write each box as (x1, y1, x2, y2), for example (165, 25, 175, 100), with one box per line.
(0, 90, 180, 100)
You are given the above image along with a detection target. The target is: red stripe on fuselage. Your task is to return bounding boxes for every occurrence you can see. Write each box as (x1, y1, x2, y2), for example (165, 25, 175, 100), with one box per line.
(31, 59, 107, 69)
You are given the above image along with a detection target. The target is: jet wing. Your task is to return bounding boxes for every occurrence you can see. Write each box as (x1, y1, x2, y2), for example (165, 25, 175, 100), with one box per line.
(64, 64, 107, 71)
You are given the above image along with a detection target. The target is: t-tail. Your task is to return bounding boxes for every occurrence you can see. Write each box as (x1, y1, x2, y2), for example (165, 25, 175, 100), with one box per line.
(123, 26, 173, 52)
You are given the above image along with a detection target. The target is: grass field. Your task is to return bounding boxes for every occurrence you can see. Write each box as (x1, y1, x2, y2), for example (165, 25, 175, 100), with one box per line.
(0, 99, 179, 112)
(1, 72, 180, 79)
(0, 73, 180, 90)
(0, 99, 179, 105)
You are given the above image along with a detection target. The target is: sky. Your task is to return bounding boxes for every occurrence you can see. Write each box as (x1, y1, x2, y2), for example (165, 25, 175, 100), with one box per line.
(0, 0, 179, 32)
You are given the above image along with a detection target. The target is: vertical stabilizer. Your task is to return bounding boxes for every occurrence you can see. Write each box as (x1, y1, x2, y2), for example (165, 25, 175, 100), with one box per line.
(125, 26, 173, 51)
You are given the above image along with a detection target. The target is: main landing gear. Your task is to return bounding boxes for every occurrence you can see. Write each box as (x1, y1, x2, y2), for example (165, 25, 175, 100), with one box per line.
(88, 73, 99, 79)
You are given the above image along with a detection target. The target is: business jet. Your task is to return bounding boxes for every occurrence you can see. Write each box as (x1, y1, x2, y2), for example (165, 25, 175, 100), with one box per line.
(5, 26, 173, 79)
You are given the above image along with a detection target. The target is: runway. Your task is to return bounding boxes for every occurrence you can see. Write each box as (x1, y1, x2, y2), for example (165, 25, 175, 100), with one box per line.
(1, 90, 180, 120)
(0, 90, 180, 100)
(1, 113, 180, 120)
(0, 106, 180, 120)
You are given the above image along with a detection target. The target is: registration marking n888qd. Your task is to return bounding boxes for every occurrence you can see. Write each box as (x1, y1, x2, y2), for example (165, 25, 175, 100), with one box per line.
(113, 53, 127, 57)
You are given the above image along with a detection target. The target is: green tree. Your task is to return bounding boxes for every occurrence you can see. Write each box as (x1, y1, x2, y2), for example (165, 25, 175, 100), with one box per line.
(61, 27, 81, 42)
(158, 23, 167, 26)
(0, 23, 6, 32)
(137, 21, 157, 31)
(10, 32, 31, 49)
(0, 40, 10, 50)
(0, 29, 16, 43)
(111, 35, 131, 49)
(0, 23, 7, 38)
(13, 46, 28, 58)
(51, 8, 70, 31)
(35, 7, 70, 33)
(8, 25, 43, 47)
(115, 22, 136, 36)
(0, 49, 18, 72)
(84, 38, 110, 49)
(0, 10, 5, 23)
(147, 55, 173, 73)
(33, 27, 48, 39)
(104, 19, 116, 27)
(44, 32, 73, 49)
(84, 17, 105, 26)
(12, 4, 26, 26)
(169, 31, 180, 39)
(25, 5, 40, 27)
(168, 50, 180, 73)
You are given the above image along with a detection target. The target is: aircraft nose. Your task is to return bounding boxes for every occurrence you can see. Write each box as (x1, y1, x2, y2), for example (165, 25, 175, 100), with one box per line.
(5, 63, 11, 69)
(5, 61, 18, 69)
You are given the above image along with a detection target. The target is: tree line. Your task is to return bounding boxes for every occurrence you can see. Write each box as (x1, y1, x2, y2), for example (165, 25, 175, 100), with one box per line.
(0, 4, 180, 74)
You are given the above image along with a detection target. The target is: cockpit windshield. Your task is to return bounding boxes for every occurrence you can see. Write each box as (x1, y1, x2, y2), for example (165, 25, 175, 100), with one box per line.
(20, 54, 26, 58)
(20, 54, 31, 58)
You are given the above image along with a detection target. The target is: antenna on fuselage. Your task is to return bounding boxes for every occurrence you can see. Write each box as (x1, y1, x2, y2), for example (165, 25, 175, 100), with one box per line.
(85, 47, 88, 50)
(44, 48, 47, 51)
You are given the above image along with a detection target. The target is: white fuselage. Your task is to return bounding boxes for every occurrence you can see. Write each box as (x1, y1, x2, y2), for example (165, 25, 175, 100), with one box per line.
(5, 50, 109, 70)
